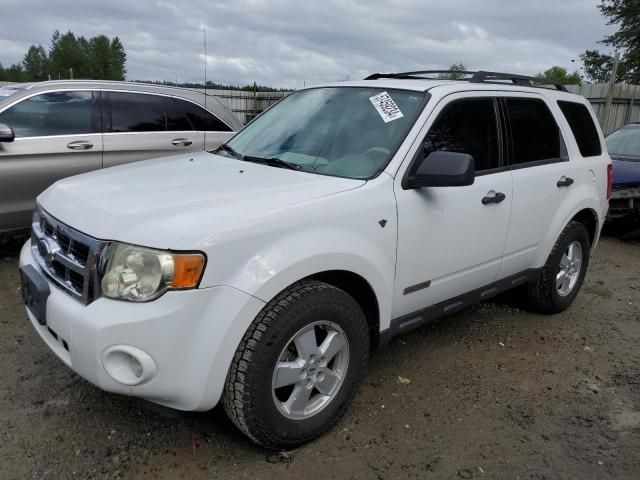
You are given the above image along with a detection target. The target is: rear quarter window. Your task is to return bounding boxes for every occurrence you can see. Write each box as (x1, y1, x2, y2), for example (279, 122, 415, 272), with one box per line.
(557, 101, 602, 157)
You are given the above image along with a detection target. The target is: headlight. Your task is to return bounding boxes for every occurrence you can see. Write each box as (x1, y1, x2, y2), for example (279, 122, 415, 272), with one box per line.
(100, 243, 205, 302)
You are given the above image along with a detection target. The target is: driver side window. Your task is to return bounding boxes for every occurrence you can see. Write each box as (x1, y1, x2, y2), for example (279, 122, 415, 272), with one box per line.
(423, 97, 500, 172)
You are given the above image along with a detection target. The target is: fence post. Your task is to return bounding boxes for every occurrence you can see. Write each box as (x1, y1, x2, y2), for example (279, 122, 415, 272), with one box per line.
(603, 52, 620, 134)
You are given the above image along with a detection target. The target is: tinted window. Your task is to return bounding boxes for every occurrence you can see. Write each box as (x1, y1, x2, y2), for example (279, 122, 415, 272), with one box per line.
(505, 98, 560, 165)
(558, 101, 602, 157)
(165, 98, 192, 131)
(0, 91, 96, 137)
(422, 98, 500, 171)
(171, 98, 231, 132)
(107, 92, 166, 132)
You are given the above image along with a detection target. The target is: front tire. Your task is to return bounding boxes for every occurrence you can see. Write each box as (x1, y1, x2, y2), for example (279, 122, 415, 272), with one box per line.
(222, 280, 369, 449)
(526, 220, 590, 314)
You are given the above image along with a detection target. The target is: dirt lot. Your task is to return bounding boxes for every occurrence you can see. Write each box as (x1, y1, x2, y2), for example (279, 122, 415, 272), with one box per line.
(1, 236, 639, 480)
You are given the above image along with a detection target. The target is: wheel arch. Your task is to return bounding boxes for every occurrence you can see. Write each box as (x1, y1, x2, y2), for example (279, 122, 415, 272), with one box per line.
(569, 207, 599, 249)
(308, 270, 381, 351)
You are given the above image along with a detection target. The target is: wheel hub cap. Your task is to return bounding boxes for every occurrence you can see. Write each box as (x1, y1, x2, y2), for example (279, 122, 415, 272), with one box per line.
(271, 321, 349, 420)
(556, 241, 583, 297)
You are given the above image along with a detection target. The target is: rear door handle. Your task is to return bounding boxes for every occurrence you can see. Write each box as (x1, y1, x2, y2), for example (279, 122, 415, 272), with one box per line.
(66, 140, 93, 151)
(171, 138, 193, 147)
(482, 191, 506, 205)
(557, 176, 574, 187)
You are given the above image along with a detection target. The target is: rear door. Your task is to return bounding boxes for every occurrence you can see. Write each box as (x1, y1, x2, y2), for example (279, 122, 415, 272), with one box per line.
(0, 90, 102, 231)
(101, 91, 202, 168)
(498, 94, 579, 277)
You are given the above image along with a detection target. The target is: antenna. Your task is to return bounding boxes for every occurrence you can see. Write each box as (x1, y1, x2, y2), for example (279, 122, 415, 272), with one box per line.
(203, 25, 207, 150)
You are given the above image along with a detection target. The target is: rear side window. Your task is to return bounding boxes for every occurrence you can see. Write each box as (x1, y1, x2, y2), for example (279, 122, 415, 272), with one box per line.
(557, 101, 602, 157)
(423, 97, 500, 171)
(170, 97, 232, 132)
(505, 98, 561, 165)
(106, 92, 166, 132)
(0, 91, 97, 137)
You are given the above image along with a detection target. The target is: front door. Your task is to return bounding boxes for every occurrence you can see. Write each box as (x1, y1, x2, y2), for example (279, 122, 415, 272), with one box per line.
(0, 90, 103, 231)
(393, 93, 513, 318)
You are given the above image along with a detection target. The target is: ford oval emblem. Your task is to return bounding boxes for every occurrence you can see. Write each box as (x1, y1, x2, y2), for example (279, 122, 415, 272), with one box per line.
(37, 237, 60, 266)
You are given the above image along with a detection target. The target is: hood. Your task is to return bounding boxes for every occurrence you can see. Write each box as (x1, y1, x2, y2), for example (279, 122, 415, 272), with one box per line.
(39, 152, 365, 248)
(611, 157, 640, 189)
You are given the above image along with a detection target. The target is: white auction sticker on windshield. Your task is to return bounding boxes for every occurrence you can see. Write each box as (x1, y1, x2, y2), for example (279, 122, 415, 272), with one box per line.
(369, 91, 404, 123)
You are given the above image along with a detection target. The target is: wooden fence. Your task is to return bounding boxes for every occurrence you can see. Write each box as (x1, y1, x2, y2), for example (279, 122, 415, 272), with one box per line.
(566, 84, 640, 135)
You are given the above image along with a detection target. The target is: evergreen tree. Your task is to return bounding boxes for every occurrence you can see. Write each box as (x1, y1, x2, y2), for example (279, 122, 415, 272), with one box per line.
(49, 30, 88, 79)
(5, 64, 27, 82)
(23, 45, 49, 81)
(109, 37, 127, 80)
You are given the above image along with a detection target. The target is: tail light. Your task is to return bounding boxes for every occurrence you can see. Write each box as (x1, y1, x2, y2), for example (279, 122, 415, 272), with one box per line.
(606, 164, 613, 200)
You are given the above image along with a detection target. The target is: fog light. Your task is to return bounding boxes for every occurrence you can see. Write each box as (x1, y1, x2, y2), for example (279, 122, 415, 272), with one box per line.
(102, 345, 157, 386)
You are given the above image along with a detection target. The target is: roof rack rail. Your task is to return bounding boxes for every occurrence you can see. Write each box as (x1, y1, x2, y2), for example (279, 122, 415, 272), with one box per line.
(364, 70, 568, 92)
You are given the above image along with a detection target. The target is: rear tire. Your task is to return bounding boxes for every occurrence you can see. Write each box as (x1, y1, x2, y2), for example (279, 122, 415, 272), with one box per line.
(526, 220, 590, 314)
(222, 280, 369, 449)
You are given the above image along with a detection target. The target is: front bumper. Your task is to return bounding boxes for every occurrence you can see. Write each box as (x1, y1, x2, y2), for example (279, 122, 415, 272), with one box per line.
(19, 241, 265, 411)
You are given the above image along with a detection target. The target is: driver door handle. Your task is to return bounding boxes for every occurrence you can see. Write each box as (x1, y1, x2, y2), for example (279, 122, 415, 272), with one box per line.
(171, 138, 193, 147)
(66, 140, 93, 150)
(557, 176, 574, 187)
(482, 191, 506, 205)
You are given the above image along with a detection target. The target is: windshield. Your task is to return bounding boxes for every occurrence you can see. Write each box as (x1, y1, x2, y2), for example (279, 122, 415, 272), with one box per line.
(606, 126, 640, 159)
(221, 87, 426, 179)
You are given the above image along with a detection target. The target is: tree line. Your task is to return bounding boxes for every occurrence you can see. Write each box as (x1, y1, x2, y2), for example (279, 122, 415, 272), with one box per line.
(0, 30, 126, 83)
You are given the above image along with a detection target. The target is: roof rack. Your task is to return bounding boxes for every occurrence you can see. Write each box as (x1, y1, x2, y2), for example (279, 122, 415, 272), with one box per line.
(364, 70, 568, 92)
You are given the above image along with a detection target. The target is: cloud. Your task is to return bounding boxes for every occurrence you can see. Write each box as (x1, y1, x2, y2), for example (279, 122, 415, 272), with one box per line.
(0, 0, 614, 88)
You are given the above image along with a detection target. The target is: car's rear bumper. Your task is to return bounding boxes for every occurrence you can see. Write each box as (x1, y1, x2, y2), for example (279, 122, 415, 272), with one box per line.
(608, 187, 640, 220)
(19, 241, 265, 411)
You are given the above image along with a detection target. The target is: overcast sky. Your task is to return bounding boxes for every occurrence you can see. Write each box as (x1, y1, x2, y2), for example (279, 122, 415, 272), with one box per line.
(0, 0, 614, 89)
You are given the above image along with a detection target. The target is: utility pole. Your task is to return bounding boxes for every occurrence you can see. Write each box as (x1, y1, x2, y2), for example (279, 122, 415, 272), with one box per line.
(603, 52, 620, 134)
(69, 67, 74, 80)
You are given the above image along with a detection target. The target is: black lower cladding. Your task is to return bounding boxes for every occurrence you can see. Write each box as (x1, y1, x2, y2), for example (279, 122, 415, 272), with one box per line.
(378, 269, 541, 348)
(20, 264, 50, 326)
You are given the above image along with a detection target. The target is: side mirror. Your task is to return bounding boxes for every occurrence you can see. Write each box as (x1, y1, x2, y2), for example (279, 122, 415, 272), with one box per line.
(0, 123, 15, 143)
(403, 151, 475, 189)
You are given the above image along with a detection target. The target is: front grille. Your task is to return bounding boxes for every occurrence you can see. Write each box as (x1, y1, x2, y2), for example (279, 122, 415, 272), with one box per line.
(31, 206, 106, 304)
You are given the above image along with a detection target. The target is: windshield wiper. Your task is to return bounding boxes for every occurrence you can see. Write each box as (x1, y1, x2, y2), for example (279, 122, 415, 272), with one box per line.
(242, 155, 301, 171)
(214, 143, 243, 159)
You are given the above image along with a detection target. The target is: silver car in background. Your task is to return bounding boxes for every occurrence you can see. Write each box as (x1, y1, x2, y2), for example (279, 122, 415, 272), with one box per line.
(0, 80, 243, 236)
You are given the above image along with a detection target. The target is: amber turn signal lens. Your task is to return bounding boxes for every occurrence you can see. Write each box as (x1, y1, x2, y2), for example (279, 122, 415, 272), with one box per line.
(171, 254, 205, 288)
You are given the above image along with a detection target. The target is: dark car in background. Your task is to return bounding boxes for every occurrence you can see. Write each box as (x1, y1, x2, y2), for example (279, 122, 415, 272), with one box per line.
(605, 123, 640, 221)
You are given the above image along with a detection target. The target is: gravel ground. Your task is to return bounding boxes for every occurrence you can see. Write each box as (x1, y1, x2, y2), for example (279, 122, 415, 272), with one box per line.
(0, 236, 639, 480)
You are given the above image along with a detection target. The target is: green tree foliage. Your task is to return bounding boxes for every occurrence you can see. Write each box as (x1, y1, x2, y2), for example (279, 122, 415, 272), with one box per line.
(23, 45, 49, 81)
(581, 1, 640, 83)
(437, 63, 468, 80)
(3, 30, 127, 82)
(5, 63, 27, 82)
(535, 66, 582, 85)
(85, 35, 126, 80)
(49, 30, 89, 79)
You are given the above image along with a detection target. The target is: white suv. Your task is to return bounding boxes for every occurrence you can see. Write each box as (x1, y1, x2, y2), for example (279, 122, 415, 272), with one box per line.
(19, 71, 611, 449)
